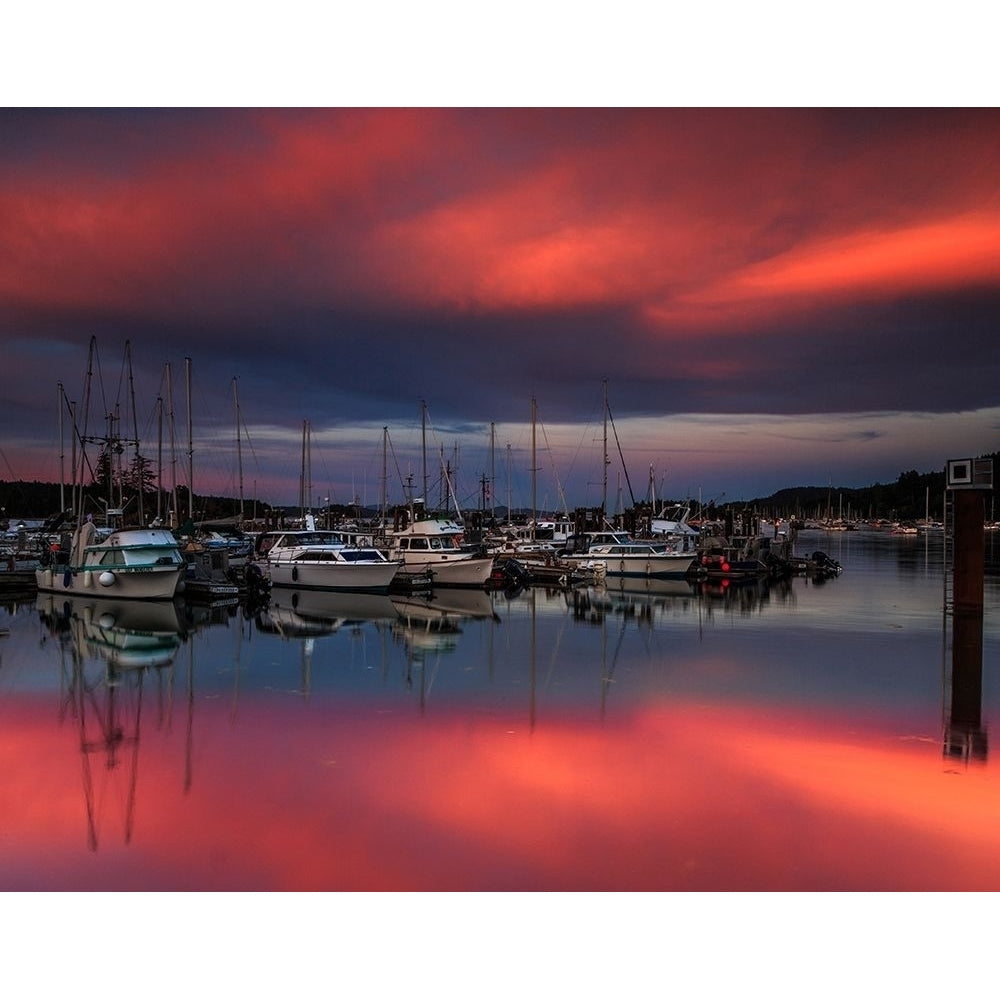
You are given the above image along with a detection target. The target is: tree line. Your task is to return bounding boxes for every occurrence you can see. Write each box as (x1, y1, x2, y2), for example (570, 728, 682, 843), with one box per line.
(1, 452, 994, 526)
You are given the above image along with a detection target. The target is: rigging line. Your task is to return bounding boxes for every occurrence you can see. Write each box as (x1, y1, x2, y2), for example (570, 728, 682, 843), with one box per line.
(386, 429, 410, 502)
(88, 337, 109, 429)
(238, 407, 264, 478)
(0, 446, 20, 480)
(575, 391, 609, 496)
(605, 400, 637, 508)
(415, 404, 464, 514)
(600, 615, 630, 721)
(537, 415, 570, 517)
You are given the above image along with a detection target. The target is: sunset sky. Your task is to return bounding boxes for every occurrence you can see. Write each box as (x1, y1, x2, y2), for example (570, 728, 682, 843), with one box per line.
(2, 106, 998, 512)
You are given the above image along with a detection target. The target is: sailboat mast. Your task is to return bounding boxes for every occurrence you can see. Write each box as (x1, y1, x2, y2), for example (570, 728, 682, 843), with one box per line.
(69, 397, 77, 515)
(438, 444, 446, 511)
(490, 421, 496, 524)
(531, 395, 537, 541)
(233, 377, 244, 524)
(57, 381, 65, 513)
(185, 356, 194, 523)
(421, 399, 428, 504)
(165, 362, 179, 529)
(380, 426, 388, 527)
(506, 442, 512, 523)
(75, 335, 96, 523)
(602, 376, 609, 515)
(299, 419, 307, 517)
(125, 340, 144, 525)
(156, 396, 163, 523)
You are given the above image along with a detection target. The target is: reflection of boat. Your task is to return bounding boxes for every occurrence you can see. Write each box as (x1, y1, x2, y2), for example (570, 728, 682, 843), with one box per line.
(37, 593, 184, 669)
(392, 588, 498, 622)
(579, 577, 699, 620)
(258, 588, 400, 638)
(286, 588, 398, 623)
(602, 576, 699, 600)
(268, 588, 399, 631)
(390, 589, 498, 653)
(38, 592, 185, 851)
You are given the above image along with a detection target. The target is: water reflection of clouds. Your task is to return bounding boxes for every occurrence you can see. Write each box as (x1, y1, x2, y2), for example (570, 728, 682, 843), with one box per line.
(4, 699, 999, 890)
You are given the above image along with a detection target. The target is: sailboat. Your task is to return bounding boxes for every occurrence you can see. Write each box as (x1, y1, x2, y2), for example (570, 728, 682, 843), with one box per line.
(36, 339, 187, 601)
(252, 422, 403, 593)
(383, 502, 496, 587)
(380, 403, 494, 588)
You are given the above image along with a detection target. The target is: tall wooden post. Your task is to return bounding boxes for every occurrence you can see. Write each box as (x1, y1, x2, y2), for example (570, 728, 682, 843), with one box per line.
(944, 457, 992, 763)
(953, 489, 985, 614)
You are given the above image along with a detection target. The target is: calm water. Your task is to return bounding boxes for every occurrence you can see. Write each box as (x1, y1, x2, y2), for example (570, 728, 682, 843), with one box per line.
(2, 529, 998, 891)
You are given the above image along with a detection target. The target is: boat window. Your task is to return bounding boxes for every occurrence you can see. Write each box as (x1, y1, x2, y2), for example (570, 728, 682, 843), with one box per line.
(429, 538, 442, 550)
(341, 549, 383, 562)
(410, 538, 429, 550)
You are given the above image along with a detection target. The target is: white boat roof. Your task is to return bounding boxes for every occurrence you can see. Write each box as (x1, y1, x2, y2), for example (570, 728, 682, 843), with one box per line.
(392, 518, 463, 535)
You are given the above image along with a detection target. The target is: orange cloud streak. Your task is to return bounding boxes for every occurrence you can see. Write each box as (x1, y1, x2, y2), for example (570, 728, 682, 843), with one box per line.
(0, 109, 998, 334)
(646, 212, 1000, 332)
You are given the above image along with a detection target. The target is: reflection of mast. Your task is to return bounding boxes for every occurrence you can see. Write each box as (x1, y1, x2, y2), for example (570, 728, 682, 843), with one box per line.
(301, 638, 313, 700)
(185, 634, 195, 793)
(529, 585, 536, 732)
(77, 663, 145, 850)
(599, 615, 628, 722)
(42, 596, 181, 849)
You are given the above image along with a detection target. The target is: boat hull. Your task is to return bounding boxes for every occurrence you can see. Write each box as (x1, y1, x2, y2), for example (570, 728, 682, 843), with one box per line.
(572, 555, 696, 580)
(35, 564, 185, 600)
(267, 559, 401, 593)
(397, 555, 495, 587)
(36, 525, 187, 601)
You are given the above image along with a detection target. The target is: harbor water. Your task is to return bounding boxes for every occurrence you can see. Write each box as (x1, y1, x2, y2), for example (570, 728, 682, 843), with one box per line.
(1, 528, 998, 891)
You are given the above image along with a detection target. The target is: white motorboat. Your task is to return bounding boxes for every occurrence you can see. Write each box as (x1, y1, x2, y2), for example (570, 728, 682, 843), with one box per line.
(382, 515, 495, 587)
(253, 529, 401, 592)
(575, 540, 697, 579)
(649, 503, 700, 544)
(562, 530, 697, 579)
(36, 515, 187, 600)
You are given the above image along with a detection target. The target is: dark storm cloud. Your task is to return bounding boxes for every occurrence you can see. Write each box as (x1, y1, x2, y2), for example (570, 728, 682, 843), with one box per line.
(1, 108, 998, 501)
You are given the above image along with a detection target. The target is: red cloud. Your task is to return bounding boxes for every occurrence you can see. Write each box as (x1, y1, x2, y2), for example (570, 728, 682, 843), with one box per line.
(1, 109, 997, 331)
